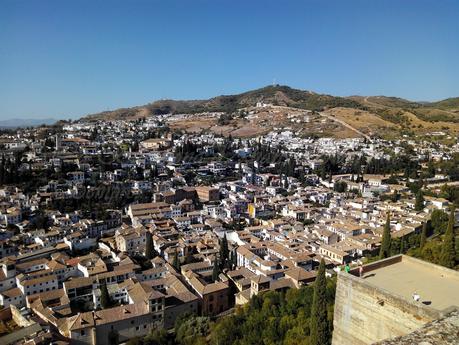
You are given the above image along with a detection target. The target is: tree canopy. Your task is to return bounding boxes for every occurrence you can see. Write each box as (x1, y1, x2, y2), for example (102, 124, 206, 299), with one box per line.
(439, 208, 457, 269)
(379, 214, 392, 259)
(310, 259, 331, 345)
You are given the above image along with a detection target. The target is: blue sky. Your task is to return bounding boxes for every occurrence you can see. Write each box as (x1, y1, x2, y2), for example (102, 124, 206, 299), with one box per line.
(1, 0, 458, 120)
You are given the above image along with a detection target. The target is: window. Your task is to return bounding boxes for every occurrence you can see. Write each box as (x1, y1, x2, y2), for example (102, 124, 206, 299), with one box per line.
(81, 330, 85, 336)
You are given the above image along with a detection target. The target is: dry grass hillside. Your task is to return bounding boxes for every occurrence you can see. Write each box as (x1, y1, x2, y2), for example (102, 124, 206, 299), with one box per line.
(80, 85, 459, 139)
(169, 106, 356, 138)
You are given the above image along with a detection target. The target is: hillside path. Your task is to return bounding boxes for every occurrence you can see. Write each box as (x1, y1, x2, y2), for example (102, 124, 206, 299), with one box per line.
(319, 112, 372, 140)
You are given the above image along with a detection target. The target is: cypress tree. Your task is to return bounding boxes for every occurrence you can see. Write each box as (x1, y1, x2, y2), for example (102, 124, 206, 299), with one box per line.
(400, 237, 405, 254)
(0, 155, 5, 185)
(100, 282, 111, 309)
(379, 214, 392, 259)
(420, 222, 428, 250)
(212, 255, 220, 282)
(145, 231, 154, 260)
(391, 189, 398, 202)
(310, 259, 330, 345)
(219, 234, 229, 269)
(440, 208, 456, 269)
(414, 190, 425, 211)
(229, 250, 236, 270)
(173, 250, 181, 271)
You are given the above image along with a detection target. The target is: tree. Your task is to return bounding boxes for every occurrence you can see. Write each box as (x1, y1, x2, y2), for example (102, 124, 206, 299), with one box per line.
(229, 250, 236, 270)
(143, 329, 169, 345)
(126, 337, 143, 345)
(212, 255, 220, 282)
(427, 160, 436, 178)
(100, 282, 111, 309)
(439, 208, 456, 268)
(0, 155, 5, 185)
(379, 214, 392, 259)
(175, 273, 336, 345)
(400, 236, 405, 254)
(420, 222, 428, 250)
(131, 140, 139, 152)
(333, 181, 347, 193)
(219, 234, 229, 269)
(310, 259, 330, 345)
(175, 314, 211, 345)
(431, 209, 449, 234)
(414, 190, 425, 211)
(391, 189, 399, 202)
(145, 231, 154, 260)
(173, 250, 181, 271)
(439, 183, 451, 199)
(210, 315, 240, 345)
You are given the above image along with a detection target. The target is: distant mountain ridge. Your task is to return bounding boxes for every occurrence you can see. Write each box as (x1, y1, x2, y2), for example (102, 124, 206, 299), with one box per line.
(428, 97, 459, 110)
(81, 85, 459, 125)
(0, 118, 57, 128)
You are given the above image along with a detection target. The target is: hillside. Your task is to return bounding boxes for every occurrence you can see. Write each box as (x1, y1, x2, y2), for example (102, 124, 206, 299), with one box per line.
(81, 85, 459, 139)
(427, 97, 459, 111)
(83, 85, 363, 121)
(348, 95, 420, 109)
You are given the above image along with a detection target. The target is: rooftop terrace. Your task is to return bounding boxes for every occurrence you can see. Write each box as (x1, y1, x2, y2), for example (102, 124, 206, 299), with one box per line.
(356, 255, 459, 312)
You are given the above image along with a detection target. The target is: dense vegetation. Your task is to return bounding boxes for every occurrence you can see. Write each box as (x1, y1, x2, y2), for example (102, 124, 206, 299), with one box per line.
(367, 206, 458, 270)
(407, 207, 458, 268)
(316, 152, 420, 180)
(175, 138, 302, 182)
(127, 273, 336, 345)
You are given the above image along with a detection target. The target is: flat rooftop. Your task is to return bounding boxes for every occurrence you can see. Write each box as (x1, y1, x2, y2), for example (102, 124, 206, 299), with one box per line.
(361, 256, 459, 311)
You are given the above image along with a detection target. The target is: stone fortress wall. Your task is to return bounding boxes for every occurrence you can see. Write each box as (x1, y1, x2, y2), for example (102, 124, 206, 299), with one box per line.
(332, 255, 459, 345)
